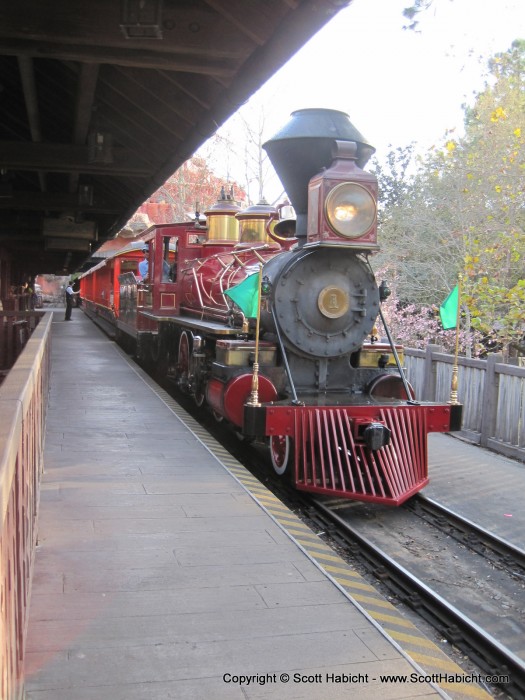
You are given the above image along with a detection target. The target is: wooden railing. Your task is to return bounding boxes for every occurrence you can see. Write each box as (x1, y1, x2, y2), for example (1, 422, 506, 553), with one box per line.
(1, 312, 45, 380)
(0, 312, 52, 700)
(1, 295, 34, 312)
(405, 345, 525, 463)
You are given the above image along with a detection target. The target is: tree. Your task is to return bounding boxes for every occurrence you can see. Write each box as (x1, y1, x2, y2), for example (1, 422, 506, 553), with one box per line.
(134, 155, 247, 225)
(373, 42, 525, 358)
(370, 143, 417, 217)
(371, 141, 466, 306)
(195, 100, 284, 207)
(450, 41, 525, 357)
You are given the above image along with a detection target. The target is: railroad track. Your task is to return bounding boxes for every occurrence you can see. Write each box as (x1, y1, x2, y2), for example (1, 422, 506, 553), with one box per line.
(407, 495, 525, 581)
(308, 494, 525, 700)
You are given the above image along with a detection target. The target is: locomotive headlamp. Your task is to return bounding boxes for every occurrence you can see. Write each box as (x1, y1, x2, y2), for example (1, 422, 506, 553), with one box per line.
(306, 140, 378, 249)
(325, 183, 376, 239)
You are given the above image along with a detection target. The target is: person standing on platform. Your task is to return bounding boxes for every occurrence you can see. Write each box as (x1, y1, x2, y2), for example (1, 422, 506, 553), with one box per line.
(64, 282, 80, 321)
(20, 280, 34, 309)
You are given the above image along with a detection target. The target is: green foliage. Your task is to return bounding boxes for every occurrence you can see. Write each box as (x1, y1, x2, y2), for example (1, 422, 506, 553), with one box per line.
(374, 41, 525, 358)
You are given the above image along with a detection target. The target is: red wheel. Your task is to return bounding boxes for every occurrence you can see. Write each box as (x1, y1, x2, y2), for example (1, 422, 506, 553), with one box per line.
(270, 435, 292, 477)
(178, 330, 205, 406)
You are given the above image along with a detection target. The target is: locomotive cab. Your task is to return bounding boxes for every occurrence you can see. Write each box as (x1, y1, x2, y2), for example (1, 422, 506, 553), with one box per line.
(139, 234, 178, 286)
(138, 225, 206, 314)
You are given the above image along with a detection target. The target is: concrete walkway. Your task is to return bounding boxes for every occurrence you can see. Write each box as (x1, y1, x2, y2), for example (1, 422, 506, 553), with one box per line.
(427, 433, 524, 548)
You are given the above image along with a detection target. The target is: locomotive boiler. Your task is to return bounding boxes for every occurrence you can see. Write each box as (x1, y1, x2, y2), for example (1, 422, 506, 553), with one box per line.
(80, 108, 462, 506)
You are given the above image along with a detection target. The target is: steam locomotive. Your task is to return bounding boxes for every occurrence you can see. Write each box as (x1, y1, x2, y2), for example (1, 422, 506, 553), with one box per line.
(80, 108, 462, 506)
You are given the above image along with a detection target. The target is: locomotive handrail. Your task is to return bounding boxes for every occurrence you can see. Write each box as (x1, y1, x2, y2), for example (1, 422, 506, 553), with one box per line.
(252, 249, 266, 263)
(182, 245, 275, 276)
(188, 268, 232, 316)
(218, 256, 232, 269)
(220, 267, 239, 309)
(231, 248, 271, 266)
(271, 305, 301, 405)
(233, 243, 274, 252)
(377, 303, 419, 405)
(364, 258, 419, 405)
(218, 266, 233, 294)
(190, 268, 205, 310)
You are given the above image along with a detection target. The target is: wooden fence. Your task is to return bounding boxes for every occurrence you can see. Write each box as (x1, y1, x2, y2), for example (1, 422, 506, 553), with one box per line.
(0, 312, 51, 700)
(405, 345, 525, 463)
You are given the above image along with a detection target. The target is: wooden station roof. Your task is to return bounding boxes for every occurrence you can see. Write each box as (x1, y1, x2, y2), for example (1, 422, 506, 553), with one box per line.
(0, 0, 351, 276)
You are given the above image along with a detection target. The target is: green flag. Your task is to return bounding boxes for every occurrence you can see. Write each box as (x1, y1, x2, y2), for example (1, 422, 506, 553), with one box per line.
(224, 273, 260, 318)
(439, 284, 459, 330)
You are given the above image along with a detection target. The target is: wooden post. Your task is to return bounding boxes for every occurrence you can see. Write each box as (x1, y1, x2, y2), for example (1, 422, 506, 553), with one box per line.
(423, 344, 441, 401)
(479, 352, 502, 448)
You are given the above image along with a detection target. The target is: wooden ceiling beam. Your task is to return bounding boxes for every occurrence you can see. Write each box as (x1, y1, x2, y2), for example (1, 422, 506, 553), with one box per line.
(0, 141, 151, 177)
(93, 80, 184, 157)
(202, 0, 274, 46)
(160, 72, 217, 111)
(0, 40, 238, 77)
(17, 55, 41, 143)
(17, 55, 47, 193)
(0, 190, 119, 214)
(100, 67, 191, 142)
(70, 62, 100, 194)
(111, 66, 197, 131)
(0, 1, 248, 57)
(72, 63, 100, 145)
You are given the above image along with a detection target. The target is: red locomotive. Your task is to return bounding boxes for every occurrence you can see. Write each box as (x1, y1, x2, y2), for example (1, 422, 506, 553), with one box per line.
(80, 108, 462, 506)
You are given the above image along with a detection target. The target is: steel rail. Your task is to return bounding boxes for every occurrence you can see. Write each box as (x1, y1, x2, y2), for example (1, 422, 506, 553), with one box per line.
(313, 499, 525, 700)
(408, 495, 525, 576)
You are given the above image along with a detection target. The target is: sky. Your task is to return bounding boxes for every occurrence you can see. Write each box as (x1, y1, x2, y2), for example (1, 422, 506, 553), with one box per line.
(198, 0, 524, 203)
